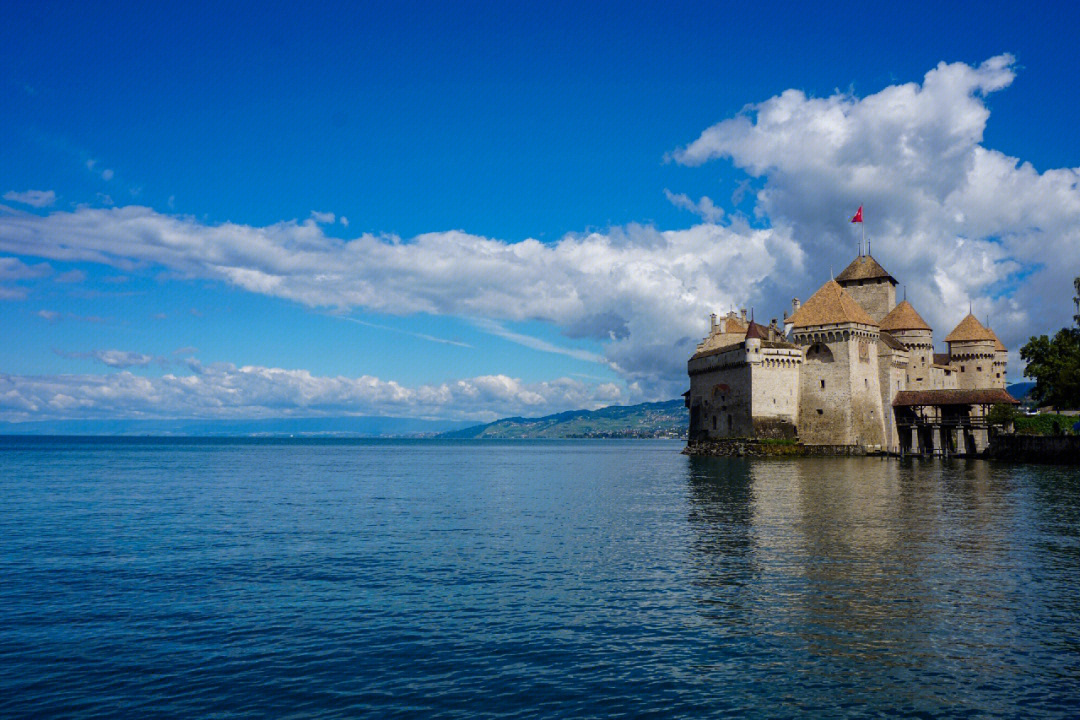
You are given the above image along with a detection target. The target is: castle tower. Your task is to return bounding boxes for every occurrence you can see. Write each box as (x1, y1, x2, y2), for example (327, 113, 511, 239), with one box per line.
(879, 300, 935, 389)
(788, 279, 886, 447)
(944, 314, 997, 390)
(835, 254, 898, 323)
(987, 327, 1009, 389)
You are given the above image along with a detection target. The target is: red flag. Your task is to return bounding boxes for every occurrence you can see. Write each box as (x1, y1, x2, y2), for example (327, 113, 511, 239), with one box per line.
(851, 206, 863, 223)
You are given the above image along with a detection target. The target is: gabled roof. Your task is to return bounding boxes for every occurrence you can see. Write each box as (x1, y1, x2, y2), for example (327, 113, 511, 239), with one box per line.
(835, 254, 897, 284)
(879, 300, 932, 332)
(987, 327, 1008, 353)
(787, 279, 878, 329)
(944, 313, 996, 343)
(893, 388, 1018, 407)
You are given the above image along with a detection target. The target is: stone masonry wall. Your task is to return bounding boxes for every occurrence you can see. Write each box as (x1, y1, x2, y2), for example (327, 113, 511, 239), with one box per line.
(841, 279, 896, 324)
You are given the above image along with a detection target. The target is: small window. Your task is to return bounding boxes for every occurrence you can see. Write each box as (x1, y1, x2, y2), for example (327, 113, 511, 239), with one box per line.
(820, 379, 826, 389)
(817, 409, 824, 415)
(976, 366, 982, 372)
(864, 378, 868, 388)
(961, 366, 965, 372)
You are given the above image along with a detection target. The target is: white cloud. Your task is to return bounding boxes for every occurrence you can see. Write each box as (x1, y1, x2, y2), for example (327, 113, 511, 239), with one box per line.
(0, 364, 629, 423)
(3, 190, 56, 208)
(310, 210, 336, 224)
(0, 256, 52, 299)
(664, 189, 723, 222)
(101, 169, 114, 181)
(0, 257, 52, 280)
(2, 55, 1075, 398)
(0, 207, 798, 392)
(670, 54, 1080, 353)
(54, 348, 165, 369)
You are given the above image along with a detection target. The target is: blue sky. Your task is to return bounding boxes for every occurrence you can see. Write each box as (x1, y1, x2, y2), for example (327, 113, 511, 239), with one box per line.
(3, 1, 1080, 422)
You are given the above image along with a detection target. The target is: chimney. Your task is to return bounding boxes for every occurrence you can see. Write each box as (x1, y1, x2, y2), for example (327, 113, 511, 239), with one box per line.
(709, 313, 717, 335)
(792, 297, 801, 316)
(740, 308, 747, 323)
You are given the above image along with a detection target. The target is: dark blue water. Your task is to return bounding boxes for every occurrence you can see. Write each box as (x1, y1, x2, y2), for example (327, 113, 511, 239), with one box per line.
(2, 438, 1079, 718)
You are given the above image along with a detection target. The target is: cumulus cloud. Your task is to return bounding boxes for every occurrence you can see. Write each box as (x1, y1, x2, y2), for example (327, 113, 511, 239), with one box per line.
(310, 210, 336, 224)
(101, 169, 114, 181)
(0, 364, 627, 423)
(0, 207, 799, 392)
(670, 54, 1080, 355)
(3, 190, 56, 208)
(2, 55, 1076, 401)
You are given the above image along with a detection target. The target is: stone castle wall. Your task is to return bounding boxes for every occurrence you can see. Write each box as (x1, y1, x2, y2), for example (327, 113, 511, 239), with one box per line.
(795, 327, 886, 446)
(840, 279, 895, 324)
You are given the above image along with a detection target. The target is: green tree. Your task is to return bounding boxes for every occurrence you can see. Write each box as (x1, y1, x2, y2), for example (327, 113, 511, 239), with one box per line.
(986, 402, 1018, 429)
(1021, 330, 1080, 408)
(1021, 274, 1080, 409)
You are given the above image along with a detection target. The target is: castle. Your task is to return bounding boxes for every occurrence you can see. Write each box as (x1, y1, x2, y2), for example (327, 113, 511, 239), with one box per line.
(685, 253, 1017, 455)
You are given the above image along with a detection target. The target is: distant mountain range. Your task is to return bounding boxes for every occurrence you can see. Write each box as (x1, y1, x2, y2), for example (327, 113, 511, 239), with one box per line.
(1007, 382, 1035, 401)
(437, 399, 687, 439)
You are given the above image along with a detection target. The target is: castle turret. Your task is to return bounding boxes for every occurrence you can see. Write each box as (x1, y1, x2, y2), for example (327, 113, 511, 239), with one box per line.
(987, 327, 1009, 389)
(944, 314, 997, 390)
(835, 254, 897, 323)
(788, 278, 886, 447)
(879, 300, 935, 389)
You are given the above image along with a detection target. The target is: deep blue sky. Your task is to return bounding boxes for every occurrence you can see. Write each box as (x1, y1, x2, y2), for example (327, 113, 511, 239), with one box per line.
(2, 1, 1079, 420)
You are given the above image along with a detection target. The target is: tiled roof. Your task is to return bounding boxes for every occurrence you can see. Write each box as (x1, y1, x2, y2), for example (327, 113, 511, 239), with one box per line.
(835, 254, 897, 284)
(987, 327, 1008, 353)
(724, 318, 747, 334)
(690, 339, 744, 361)
(892, 388, 1018, 407)
(879, 331, 907, 351)
(879, 300, 932, 332)
(744, 320, 768, 340)
(787, 279, 877, 328)
(944, 313, 997, 343)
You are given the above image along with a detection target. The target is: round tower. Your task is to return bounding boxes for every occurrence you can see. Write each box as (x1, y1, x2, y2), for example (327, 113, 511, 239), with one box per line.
(879, 300, 934, 388)
(945, 314, 997, 390)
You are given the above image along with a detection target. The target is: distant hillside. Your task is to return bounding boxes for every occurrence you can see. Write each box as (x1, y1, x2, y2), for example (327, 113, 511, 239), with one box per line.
(1007, 382, 1036, 402)
(437, 399, 688, 439)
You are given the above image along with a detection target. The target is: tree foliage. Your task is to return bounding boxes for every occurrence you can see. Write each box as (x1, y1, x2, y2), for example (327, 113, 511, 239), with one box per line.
(1021, 330, 1080, 408)
(986, 403, 1018, 428)
(1021, 275, 1080, 409)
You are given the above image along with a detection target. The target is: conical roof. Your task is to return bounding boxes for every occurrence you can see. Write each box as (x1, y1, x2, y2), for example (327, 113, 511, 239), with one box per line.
(787, 279, 877, 328)
(835, 254, 897, 284)
(987, 327, 1007, 353)
(879, 300, 931, 332)
(744, 320, 768, 340)
(944, 313, 996, 343)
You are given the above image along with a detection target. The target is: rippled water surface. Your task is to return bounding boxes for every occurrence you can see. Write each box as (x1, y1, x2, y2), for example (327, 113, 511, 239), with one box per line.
(2, 437, 1079, 718)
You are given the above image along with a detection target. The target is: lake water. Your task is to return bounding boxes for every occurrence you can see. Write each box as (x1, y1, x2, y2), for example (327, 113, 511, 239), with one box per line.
(2, 437, 1079, 718)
